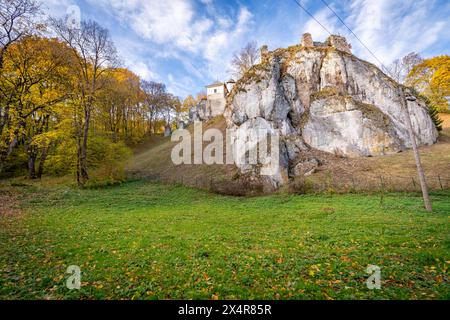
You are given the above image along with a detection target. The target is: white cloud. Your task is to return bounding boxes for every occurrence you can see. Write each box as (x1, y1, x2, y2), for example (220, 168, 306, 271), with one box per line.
(85, 0, 254, 90)
(128, 61, 158, 82)
(346, 0, 448, 65)
(86, 0, 252, 58)
(203, 7, 253, 78)
(83, 0, 252, 82)
(298, 0, 448, 70)
(86, 0, 196, 45)
(42, 0, 75, 16)
(302, 7, 342, 42)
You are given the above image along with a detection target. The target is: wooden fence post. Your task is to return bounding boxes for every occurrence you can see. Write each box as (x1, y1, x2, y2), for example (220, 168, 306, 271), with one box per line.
(438, 175, 443, 190)
(379, 176, 385, 205)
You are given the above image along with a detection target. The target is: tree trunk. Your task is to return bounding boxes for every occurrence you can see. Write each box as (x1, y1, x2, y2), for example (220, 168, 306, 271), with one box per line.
(0, 47, 6, 71)
(6, 136, 19, 159)
(0, 106, 9, 138)
(0, 118, 22, 173)
(79, 105, 90, 185)
(28, 153, 37, 179)
(76, 137, 82, 187)
(0, 124, 14, 174)
(399, 87, 432, 212)
(4, 118, 25, 161)
(27, 144, 37, 180)
(37, 146, 49, 179)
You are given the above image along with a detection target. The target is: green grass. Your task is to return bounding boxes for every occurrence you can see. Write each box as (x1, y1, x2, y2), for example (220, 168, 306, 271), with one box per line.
(0, 181, 449, 300)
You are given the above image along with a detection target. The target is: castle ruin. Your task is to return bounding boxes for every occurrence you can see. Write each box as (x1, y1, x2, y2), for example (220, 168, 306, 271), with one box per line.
(301, 33, 351, 53)
(301, 33, 314, 47)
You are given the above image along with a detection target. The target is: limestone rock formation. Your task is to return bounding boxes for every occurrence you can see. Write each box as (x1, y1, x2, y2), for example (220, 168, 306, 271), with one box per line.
(224, 37, 439, 188)
(189, 100, 208, 122)
(189, 98, 227, 122)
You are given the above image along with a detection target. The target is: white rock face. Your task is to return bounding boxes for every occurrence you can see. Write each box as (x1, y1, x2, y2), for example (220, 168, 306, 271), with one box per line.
(225, 46, 439, 187)
(303, 96, 403, 157)
(189, 98, 227, 122)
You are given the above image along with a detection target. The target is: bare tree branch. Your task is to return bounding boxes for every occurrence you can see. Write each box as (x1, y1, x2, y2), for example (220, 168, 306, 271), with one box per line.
(387, 52, 424, 84)
(230, 41, 260, 79)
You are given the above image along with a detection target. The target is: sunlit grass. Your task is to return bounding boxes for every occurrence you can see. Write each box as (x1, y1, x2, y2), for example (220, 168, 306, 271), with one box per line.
(0, 181, 449, 300)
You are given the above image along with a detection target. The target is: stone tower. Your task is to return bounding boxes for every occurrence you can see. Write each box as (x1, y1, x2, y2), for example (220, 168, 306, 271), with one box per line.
(327, 35, 352, 54)
(301, 33, 313, 47)
(260, 45, 269, 62)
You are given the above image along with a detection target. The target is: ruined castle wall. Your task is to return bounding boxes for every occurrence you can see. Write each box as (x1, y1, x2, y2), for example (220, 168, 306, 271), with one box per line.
(327, 35, 352, 54)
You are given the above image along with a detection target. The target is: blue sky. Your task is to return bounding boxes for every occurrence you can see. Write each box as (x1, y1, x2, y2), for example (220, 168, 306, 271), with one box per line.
(44, 0, 450, 99)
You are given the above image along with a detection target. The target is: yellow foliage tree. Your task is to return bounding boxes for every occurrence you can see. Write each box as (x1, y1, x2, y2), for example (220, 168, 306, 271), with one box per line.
(406, 55, 450, 113)
(96, 68, 145, 143)
(0, 36, 73, 177)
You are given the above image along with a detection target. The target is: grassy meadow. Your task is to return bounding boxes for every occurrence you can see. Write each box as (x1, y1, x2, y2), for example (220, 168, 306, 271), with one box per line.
(0, 180, 449, 300)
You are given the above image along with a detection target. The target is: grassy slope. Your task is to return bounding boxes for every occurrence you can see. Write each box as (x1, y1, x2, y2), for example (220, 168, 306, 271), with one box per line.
(127, 115, 450, 192)
(0, 181, 449, 300)
(127, 117, 237, 190)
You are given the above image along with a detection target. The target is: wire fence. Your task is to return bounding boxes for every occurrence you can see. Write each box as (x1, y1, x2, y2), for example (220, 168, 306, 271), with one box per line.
(303, 174, 450, 194)
(129, 170, 450, 196)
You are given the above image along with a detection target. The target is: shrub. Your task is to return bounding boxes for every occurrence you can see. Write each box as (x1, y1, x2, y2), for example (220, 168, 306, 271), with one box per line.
(45, 138, 77, 176)
(85, 138, 132, 187)
(287, 176, 315, 194)
(211, 175, 265, 196)
(45, 135, 132, 185)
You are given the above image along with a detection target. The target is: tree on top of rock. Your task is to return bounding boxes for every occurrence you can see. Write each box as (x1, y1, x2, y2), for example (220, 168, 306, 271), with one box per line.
(230, 41, 260, 79)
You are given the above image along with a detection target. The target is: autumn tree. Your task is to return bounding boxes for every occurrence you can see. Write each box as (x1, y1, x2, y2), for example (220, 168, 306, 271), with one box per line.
(0, 36, 72, 176)
(0, 14, 180, 181)
(141, 80, 166, 135)
(171, 95, 186, 127)
(196, 92, 207, 102)
(0, 0, 42, 69)
(96, 68, 145, 143)
(406, 55, 450, 113)
(161, 93, 176, 126)
(51, 18, 118, 186)
(183, 95, 197, 111)
(230, 41, 260, 79)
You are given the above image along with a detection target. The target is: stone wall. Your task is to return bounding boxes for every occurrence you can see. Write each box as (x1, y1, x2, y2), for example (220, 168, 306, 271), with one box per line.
(326, 35, 352, 54)
(260, 45, 269, 60)
(300, 33, 352, 53)
(301, 33, 313, 47)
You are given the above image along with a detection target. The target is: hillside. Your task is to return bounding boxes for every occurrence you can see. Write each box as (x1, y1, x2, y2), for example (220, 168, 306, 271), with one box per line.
(127, 114, 450, 194)
(127, 117, 243, 194)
